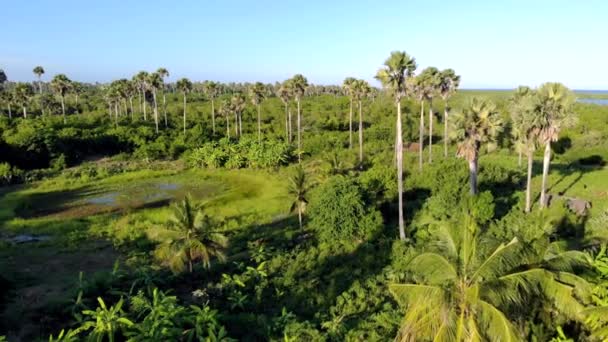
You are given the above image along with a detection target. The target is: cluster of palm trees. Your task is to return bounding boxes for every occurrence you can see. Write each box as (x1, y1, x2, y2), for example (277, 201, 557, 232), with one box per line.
(342, 78, 372, 164)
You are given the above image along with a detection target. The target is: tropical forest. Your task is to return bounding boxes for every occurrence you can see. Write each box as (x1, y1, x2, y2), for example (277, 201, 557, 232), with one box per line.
(1, 2, 608, 341)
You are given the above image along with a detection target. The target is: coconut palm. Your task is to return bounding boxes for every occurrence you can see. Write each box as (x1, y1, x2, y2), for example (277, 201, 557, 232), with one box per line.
(156, 68, 169, 127)
(288, 166, 310, 230)
(342, 77, 357, 149)
(289, 74, 309, 162)
(133, 71, 149, 120)
(390, 215, 591, 341)
(13, 83, 34, 118)
(451, 97, 503, 195)
(351, 79, 371, 165)
(536, 83, 576, 209)
(176, 78, 193, 135)
(375, 51, 417, 241)
(33, 66, 45, 93)
(147, 72, 163, 133)
(249, 82, 267, 142)
(439, 69, 461, 158)
(50, 74, 72, 123)
(230, 93, 246, 137)
(509, 86, 541, 213)
(203, 81, 219, 134)
(277, 84, 292, 142)
(148, 196, 228, 274)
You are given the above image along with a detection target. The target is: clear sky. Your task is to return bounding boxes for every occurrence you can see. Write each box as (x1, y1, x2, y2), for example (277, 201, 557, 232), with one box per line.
(2, 0, 607, 89)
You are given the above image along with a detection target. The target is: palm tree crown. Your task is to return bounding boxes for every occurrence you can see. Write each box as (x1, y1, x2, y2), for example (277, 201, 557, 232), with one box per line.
(375, 51, 417, 102)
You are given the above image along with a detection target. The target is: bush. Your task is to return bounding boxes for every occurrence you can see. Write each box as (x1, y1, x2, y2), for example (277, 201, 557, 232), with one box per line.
(308, 176, 383, 243)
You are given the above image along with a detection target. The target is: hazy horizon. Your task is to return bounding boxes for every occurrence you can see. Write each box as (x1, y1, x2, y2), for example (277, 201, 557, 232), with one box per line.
(3, 0, 608, 89)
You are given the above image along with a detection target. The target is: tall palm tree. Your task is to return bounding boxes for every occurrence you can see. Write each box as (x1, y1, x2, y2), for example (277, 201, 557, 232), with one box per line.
(537, 83, 576, 209)
(375, 51, 417, 241)
(220, 99, 231, 138)
(13, 83, 34, 118)
(390, 216, 590, 341)
(288, 166, 310, 230)
(419, 67, 441, 164)
(230, 93, 246, 137)
(133, 71, 149, 120)
(439, 69, 461, 158)
(407, 75, 431, 171)
(277, 84, 292, 142)
(148, 196, 228, 274)
(342, 77, 357, 149)
(351, 79, 371, 165)
(203, 81, 219, 134)
(451, 97, 503, 195)
(289, 74, 309, 163)
(509, 86, 541, 213)
(33, 66, 45, 93)
(147, 72, 162, 133)
(156, 68, 169, 127)
(50, 74, 72, 123)
(0, 90, 13, 119)
(176, 78, 193, 135)
(249, 82, 267, 142)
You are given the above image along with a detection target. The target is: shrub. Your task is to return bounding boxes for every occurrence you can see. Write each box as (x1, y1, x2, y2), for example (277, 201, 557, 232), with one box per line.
(308, 176, 383, 243)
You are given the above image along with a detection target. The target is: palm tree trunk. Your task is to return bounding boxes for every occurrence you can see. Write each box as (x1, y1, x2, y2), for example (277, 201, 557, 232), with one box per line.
(358, 100, 363, 165)
(142, 89, 147, 120)
(129, 97, 134, 120)
(226, 113, 230, 138)
(297, 99, 302, 163)
(298, 206, 303, 230)
(22, 106, 27, 119)
(188, 259, 193, 273)
(211, 99, 216, 134)
(428, 101, 433, 164)
(419, 100, 424, 171)
(539, 141, 551, 208)
(257, 104, 261, 142)
(469, 154, 478, 195)
(288, 107, 292, 143)
(139, 90, 143, 115)
(518, 150, 523, 168)
(183, 93, 187, 135)
(525, 150, 533, 213)
(114, 103, 119, 127)
(238, 112, 243, 137)
(7, 104, 12, 119)
(234, 112, 238, 137)
(349, 98, 353, 149)
(284, 103, 289, 142)
(163, 92, 167, 127)
(38, 76, 43, 94)
(397, 100, 405, 240)
(444, 103, 449, 158)
(153, 91, 159, 133)
(61, 95, 66, 124)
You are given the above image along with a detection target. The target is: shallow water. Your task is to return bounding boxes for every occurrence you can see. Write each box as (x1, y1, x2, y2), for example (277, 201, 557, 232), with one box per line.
(577, 98, 608, 105)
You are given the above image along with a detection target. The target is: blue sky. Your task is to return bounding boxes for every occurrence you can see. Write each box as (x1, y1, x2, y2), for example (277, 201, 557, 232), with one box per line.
(2, 0, 607, 89)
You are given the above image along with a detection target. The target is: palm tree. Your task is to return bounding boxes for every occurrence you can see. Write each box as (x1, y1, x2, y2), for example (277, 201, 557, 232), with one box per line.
(342, 77, 357, 149)
(13, 83, 34, 118)
(289, 74, 309, 163)
(33, 66, 45, 93)
(390, 216, 590, 341)
(439, 69, 461, 158)
(203, 81, 219, 134)
(249, 82, 267, 142)
(148, 196, 228, 274)
(277, 84, 292, 142)
(288, 166, 310, 230)
(51, 74, 72, 123)
(537, 83, 576, 209)
(419, 67, 441, 164)
(156, 68, 169, 127)
(375, 51, 417, 241)
(351, 79, 371, 165)
(451, 97, 503, 195)
(147, 72, 162, 133)
(407, 75, 431, 171)
(219, 99, 231, 138)
(176, 78, 193, 135)
(509, 86, 541, 213)
(133, 71, 149, 120)
(0, 90, 13, 119)
(230, 93, 246, 137)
